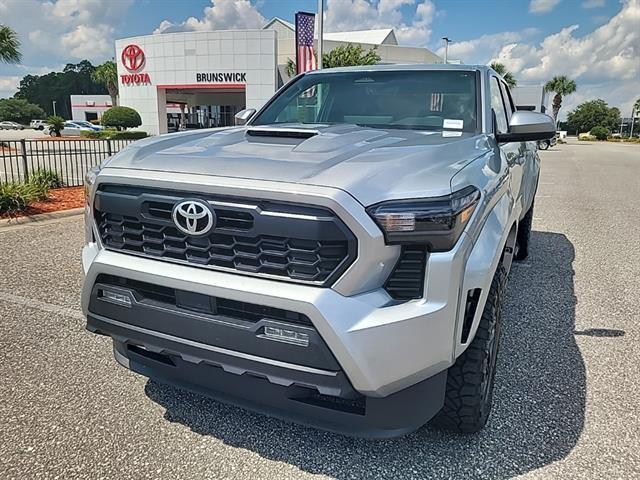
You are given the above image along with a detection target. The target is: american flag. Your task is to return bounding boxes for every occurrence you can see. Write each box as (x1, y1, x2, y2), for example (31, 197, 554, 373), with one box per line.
(295, 12, 317, 74)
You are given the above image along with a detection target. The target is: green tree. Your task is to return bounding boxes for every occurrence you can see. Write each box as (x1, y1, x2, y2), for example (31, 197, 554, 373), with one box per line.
(101, 106, 141, 130)
(566, 99, 621, 133)
(91, 60, 118, 107)
(544, 75, 577, 124)
(0, 98, 45, 124)
(322, 44, 380, 68)
(0, 24, 21, 64)
(286, 44, 381, 77)
(14, 61, 107, 118)
(490, 62, 517, 89)
(590, 125, 609, 140)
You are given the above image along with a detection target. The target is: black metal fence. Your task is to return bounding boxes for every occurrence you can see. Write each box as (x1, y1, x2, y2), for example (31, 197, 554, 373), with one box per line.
(0, 139, 135, 187)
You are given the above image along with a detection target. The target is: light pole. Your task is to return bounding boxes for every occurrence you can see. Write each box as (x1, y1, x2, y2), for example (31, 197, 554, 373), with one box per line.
(630, 106, 636, 138)
(442, 37, 451, 64)
(317, 0, 324, 69)
(52, 100, 57, 117)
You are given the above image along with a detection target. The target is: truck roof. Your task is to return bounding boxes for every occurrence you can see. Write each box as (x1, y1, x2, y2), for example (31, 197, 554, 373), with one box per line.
(305, 64, 491, 75)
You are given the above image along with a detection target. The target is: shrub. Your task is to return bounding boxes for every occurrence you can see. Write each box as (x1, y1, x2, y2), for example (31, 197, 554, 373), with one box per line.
(80, 130, 105, 139)
(0, 181, 45, 215)
(29, 169, 64, 189)
(109, 131, 147, 140)
(46, 115, 65, 136)
(80, 129, 147, 140)
(101, 106, 142, 130)
(590, 125, 609, 141)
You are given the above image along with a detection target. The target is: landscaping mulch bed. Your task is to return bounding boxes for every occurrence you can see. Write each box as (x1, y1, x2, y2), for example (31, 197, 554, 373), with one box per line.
(0, 186, 84, 219)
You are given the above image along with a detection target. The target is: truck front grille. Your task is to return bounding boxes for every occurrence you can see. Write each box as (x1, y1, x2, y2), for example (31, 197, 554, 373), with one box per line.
(94, 185, 356, 285)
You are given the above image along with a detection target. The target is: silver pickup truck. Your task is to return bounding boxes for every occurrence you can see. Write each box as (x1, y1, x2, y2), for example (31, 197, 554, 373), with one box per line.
(81, 65, 554, 438)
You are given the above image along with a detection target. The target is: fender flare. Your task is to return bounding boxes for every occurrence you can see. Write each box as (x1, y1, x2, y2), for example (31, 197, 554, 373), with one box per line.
(452, 192, 520, 359)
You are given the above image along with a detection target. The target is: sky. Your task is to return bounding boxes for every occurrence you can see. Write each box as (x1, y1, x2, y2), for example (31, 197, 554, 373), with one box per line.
(0, 0, 638, 118)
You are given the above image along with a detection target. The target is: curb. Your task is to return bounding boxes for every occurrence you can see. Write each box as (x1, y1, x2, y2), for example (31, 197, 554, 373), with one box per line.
(0, 207, 84, 230)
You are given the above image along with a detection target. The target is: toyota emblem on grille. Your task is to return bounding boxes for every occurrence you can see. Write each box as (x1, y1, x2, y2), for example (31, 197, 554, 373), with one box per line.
(172, 200, 215, 236)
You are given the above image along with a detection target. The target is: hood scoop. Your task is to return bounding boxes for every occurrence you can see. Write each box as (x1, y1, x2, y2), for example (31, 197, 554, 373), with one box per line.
(246, 127, 319, 140)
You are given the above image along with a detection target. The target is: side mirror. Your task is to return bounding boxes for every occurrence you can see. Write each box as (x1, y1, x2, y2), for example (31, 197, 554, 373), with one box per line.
(234, 108, 257, 126)
(497, 111, 556, 143)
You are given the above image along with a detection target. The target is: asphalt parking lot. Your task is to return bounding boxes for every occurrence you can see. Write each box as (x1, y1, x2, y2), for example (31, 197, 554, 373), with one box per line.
(0, 128, 49, 140)
(1, 139, 638, 479)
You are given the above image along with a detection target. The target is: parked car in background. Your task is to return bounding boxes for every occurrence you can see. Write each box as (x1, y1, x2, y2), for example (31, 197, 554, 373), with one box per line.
(538, 134, 558, 150)
(30, 119, 47, 130)
(82, 65, 556, 438)
(46, 121, 94, 137)
(73, 120, 104, 131)
(0, 121, 25, 130)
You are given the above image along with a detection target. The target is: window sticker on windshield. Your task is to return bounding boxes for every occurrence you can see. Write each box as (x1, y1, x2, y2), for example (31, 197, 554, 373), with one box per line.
(443, 119, 464, 129)
(442, 131, 463, 137)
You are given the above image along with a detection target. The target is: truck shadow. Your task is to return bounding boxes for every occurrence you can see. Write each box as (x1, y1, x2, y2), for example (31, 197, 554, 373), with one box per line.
(145, 231, 584, 479)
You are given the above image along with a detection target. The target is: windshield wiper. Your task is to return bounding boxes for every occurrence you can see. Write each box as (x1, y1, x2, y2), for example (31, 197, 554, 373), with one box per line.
(356, 123, 437, 131)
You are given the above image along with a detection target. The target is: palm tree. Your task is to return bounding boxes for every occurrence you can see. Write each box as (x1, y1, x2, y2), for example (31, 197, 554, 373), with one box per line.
(0, 24, 21, 64)
(544, 76, 577, 124)
(490, 62, 517, 89)
(91, 61, 119, 107)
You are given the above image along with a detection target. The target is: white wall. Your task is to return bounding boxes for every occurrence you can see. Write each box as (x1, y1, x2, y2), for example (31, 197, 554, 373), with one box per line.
(116, 30, 277, 135)
(70, 95, 112, 122)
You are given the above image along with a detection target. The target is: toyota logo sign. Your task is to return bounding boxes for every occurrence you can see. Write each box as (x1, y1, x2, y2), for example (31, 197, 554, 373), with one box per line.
(121, 44, 145, 72)
(172, 200, 216, 236)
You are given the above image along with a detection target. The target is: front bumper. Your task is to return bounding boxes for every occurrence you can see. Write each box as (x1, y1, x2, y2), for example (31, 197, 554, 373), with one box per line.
(81, 170, 513, 436)
(82, 243, 468, 398)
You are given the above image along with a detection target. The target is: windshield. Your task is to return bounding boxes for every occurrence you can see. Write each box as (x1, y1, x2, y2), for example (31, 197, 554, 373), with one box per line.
(252, 70, 478, 132)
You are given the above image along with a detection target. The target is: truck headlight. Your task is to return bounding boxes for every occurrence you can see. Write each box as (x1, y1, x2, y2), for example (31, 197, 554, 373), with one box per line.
(366, 186, 480, 251)
(84, 166, 100, 206)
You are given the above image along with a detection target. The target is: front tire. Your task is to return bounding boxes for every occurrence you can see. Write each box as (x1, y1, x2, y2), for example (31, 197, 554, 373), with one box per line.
(430, 264, 507, 433)
(538, 140, 549, 150)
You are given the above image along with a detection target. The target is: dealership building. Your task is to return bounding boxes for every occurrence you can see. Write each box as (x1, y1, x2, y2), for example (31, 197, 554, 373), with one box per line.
(115, 18, 442, 135)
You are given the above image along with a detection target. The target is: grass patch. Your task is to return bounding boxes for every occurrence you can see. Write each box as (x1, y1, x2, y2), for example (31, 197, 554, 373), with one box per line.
(0, 181, 48, 216)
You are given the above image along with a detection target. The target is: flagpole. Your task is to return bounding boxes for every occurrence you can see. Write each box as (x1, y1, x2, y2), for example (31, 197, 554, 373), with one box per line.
(317, 0, 324, 69)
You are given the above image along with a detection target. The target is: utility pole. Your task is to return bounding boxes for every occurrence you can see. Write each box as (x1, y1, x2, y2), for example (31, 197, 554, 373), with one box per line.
(317, 0, 324, 69)
(630, 106, 636, 138)
(442, 37, 451, 64)
(52, 100, 57, 117)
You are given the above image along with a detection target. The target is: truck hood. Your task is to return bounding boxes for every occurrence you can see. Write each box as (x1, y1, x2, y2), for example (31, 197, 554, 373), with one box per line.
(104, 124, 491, 205)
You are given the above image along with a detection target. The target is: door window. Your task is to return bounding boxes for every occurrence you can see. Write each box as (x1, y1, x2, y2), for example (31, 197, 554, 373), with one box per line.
(490, 77, 509, 134)
(499, 81, 516, 120)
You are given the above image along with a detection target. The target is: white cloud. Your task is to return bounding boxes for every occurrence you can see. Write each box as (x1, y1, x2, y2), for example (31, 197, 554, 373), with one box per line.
(529, 0, 562, 14)
(435, 29, 539, 63)
(491, 0, 639, 117)
(0, 76, 21, 99)
(154, 0, 266, 34)
(324, 0, 437, 46)
(0, 0, 131, 61)
(582, 0, 605, 8)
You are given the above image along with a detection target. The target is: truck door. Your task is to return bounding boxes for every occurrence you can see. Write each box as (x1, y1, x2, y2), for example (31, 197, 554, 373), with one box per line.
(500, 80, 539, 213)
(490, 76, 525, 213)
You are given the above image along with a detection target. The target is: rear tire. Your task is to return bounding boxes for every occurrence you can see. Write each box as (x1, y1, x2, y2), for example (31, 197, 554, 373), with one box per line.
(514, 202, 534, 261)
(430, 264, 507, 433)
(538, 140, 549, 150)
